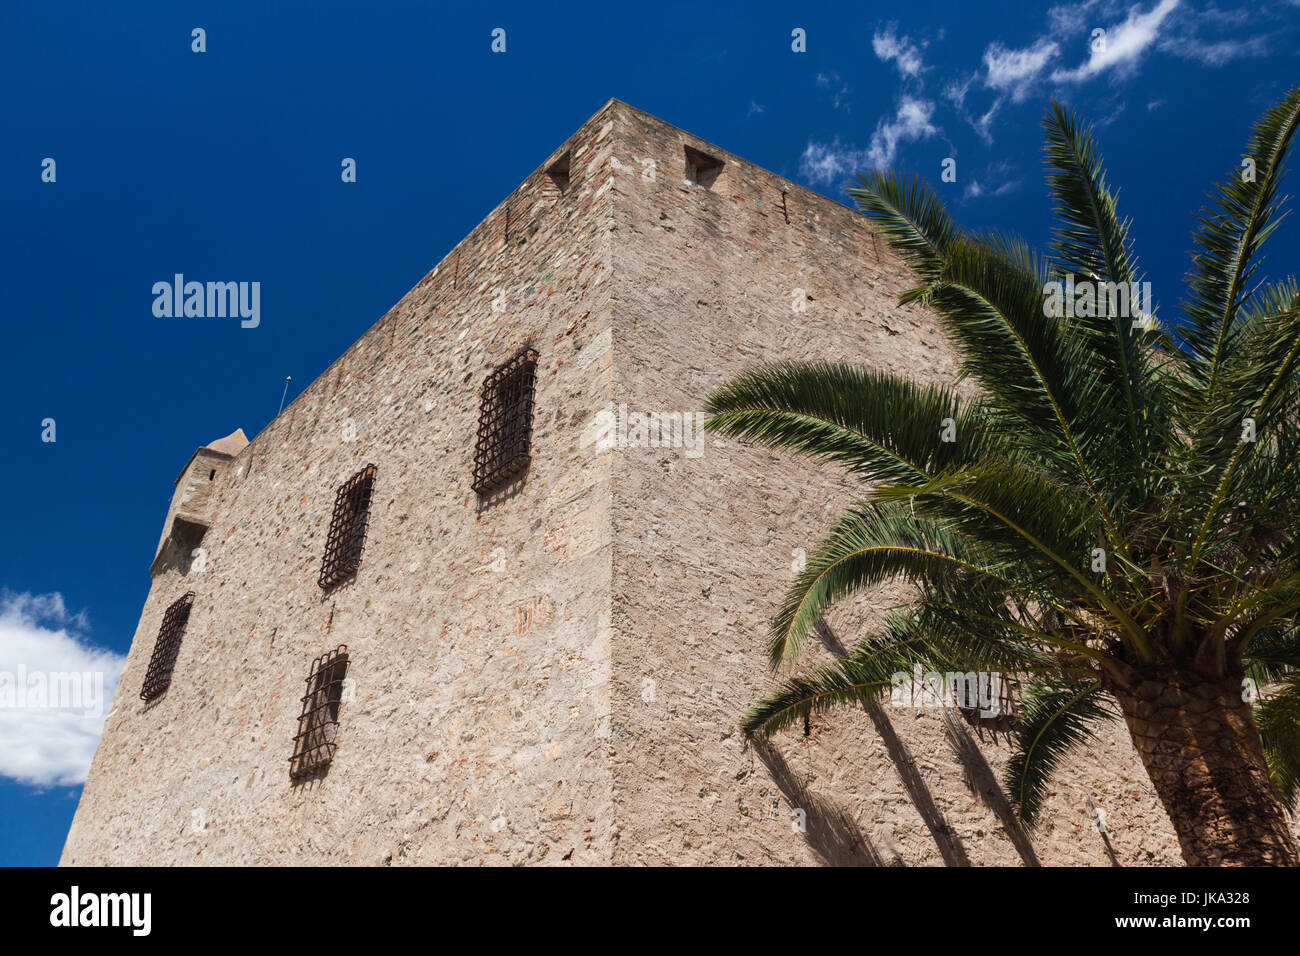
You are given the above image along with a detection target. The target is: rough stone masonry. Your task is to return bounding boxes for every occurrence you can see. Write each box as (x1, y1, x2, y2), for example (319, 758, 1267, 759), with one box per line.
(63, 99, 1255, 866)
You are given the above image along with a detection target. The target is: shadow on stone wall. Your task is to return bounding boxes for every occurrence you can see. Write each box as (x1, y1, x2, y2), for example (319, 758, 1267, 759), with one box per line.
(942, 710, 1040, 866)
(861, 698, 971, 866)
(750, 738, 882, 866)
(814, 618, 973, 866)
(474, 471, 528, 514)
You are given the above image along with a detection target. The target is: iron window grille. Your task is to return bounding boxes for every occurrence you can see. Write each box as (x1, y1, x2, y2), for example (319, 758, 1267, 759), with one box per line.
(140, 591, 195, 701)
(289, 645, 349, 781)
(318, 464, 377, 590)
(471, 346, 539, 495)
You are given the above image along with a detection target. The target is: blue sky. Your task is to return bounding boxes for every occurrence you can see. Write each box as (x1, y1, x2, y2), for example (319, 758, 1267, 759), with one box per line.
(1, 0, 1297, 866)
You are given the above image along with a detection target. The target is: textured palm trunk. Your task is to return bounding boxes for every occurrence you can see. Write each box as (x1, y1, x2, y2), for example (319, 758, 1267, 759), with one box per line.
(1109, 667, 1300, 866)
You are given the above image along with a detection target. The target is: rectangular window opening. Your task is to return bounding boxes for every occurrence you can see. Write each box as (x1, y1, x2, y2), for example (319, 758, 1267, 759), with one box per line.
(684, 145, 725, 190)
(289, 645, 349, 781)
(140, 591, 195, 701)
(545, 151, 571, 194)
(318, 464, 377, 590)
(471, 346, 539, 495)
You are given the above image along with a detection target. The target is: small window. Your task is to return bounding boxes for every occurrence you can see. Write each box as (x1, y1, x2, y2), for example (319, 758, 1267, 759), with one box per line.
(472, 347, 539, 495)
(545, 150, 571, 194)
(318, 464, 377, 590)
(684, 145, 724, 189)
(140, 591, 195, 701)
(208, 469, 216, 481)
(289, 645, 349, 781)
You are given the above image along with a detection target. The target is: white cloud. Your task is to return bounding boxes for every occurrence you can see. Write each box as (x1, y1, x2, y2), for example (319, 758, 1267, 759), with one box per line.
(850, 0, 1288, 156)
(1051, 0, 1181, 83)
(972, 102, 1002, 145)
(1158, 32, 1269, 66)
(0, 591, 123, 788)
(964, 161, 1022, 200)
(943, 75, 974, 109)
(798, 98, 941, 184)
(799, 138, 876, 186)
(816, 72, 852, 111)
(873, 26, 926, 78)
(870, 97, 940, 168)
(964, 178, 1022, 200)
(984, 38, 1061, 102)
(1047, 0, 1104, 36)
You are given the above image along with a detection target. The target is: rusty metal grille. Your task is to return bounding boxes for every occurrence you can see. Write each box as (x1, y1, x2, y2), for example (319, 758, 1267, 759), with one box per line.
(318, 464, 377, 590)
(289, 645, 349, 780)
(471, 347, 538, 495)
(140, 591, 195, 701)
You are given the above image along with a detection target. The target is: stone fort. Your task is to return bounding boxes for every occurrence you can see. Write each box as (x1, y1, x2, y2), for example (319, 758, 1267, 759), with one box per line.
(62, 99, 1199, 865)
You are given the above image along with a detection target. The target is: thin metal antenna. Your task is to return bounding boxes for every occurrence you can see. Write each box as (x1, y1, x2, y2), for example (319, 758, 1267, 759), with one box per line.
(278, 376, 292, 416)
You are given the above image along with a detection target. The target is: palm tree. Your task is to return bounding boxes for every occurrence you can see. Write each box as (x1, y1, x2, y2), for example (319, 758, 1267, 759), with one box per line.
(705, 90, 1300, 866)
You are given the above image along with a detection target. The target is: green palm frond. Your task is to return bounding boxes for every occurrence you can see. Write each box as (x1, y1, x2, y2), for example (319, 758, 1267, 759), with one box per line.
(721, 90, 1300, 864)
(1041, 101, 1141, 288)
(1178, 86, 1300, 409)
(1245, 626, 1300, 683)
(1005, 679, 1112, 827)
(1258, 673, 1300, 810)
(766, 501, 997, 670)
(922, 238, 1128, 533)
(704, 361, 1001, 486)
(847, 169, 958, 284)
(741, 610, 980, 737)
(1041, 102, 1164, 492)
(875, 465, 1095, 588)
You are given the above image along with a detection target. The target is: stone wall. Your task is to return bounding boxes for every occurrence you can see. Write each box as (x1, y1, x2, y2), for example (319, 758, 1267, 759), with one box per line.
(600, 102, 1187, 865)
(63, 101, 623, 866)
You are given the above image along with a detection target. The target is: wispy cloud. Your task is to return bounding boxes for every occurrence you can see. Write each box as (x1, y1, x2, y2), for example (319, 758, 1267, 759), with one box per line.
(1158, 34, 1268, 64)
(984, 39, 1061, 102)
(799, 2, 1291, 186)
(799, 138, 875, 186)
(963, 161, 1023, 201)
(799, 98, 943, 186)
(0, 591, 123, 788)
(868, 97, 940, 169)
(1051, 0, 1182, 83)
(816, 72, 852, 111)
(873, 25, 926, 78)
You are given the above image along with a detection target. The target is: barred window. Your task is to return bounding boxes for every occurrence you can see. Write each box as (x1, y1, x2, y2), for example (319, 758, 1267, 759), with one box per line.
(140, 591, 195, 701)
(471, 347, 538, 495)
(318, 464, 377, 590)
(289, 645, 349, 781)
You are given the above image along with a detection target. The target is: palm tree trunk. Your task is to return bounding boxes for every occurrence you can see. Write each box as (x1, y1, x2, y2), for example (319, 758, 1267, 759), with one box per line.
(1109, 667, 1300, 866)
